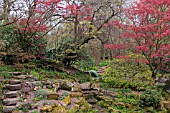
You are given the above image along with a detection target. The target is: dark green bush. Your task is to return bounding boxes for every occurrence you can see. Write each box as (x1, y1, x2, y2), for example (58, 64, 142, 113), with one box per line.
(139, 90, 162, 109)
(0, 22, 47, 65)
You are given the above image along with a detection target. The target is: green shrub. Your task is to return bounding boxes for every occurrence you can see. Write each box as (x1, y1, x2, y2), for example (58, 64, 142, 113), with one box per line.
(34, 89, 47, 100)
(101, 58, 154, 90)
(139, 90, 162, 109)
(0, 22, 47, 65)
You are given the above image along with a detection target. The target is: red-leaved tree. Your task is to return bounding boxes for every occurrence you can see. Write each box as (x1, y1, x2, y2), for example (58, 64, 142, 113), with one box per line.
(105, 0, 170, 79)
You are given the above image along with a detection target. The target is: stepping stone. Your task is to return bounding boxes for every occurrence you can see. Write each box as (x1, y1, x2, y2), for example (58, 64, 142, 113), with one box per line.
(8, 72, 22, 75)
(13, 75, 27, 79)
(4, 91, 18, 98)
(3, 98, 19, 105)
(3, 106, 16, 113)
(5, 84, 21, 91)
(9, 79, 21, 84)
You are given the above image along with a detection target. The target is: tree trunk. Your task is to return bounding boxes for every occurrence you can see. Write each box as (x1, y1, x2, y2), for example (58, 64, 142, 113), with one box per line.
(100, 42, 105, 61)
(152, 70, 157, 82)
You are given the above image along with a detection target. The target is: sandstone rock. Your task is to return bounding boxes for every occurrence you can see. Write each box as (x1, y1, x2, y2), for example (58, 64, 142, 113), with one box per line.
(3, 106, 16, 113)
(47, 93, 60, 100)
(53, 82, 60, 91)
(67, 103, 79, 112)
(14, 75, 27, 79)
(42, 80, 53, 85)
(69, 92, 83, 97)
(80, 103, 92, 111)
(37, 100, 63, 107)
(21, 82, 35, 93)
(56, 89, 70, 96)
(97, 95, 113, 103)
(80, 82, 91, 90)
(71, 97, 83, 104)
(8, 72, 22, 75)
(28, 75, 38, 81)
(60, 80, 74, 91)
(101, 89, 117, 98)
(116, 102, 125, 106)
(57, 89, 83, 97)
(12, 110, 22, 113)
(62, 96, 71, 106)
(163, 101, 170, 109)
(5, 84, 21, 91)
(5, 91, 18, 98)
(57, 79, 64, 85)
(40, 105, 52, 112)
(24, 92, 35, 103)
(83, 91, 93, 94)
(9, 79, 21, 84)
(87, 98, 97, 104)
(3, 98, 19, 105)
(71, 81, 82, 92)
(91, 83, 100, 91)
(52, 105, 67, 113)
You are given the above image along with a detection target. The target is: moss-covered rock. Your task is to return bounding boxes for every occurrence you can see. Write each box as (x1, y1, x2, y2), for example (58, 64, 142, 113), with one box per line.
(40, 105, 52, 112)
(62, 96, 71, 106)
(47, 93, 60, 100)
(52, 105, 67, 113)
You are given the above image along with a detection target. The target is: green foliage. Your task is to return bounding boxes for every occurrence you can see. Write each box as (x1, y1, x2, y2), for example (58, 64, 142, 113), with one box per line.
(46, 37, 95, 70)
(0, 66, 16, 79)
(139, 90, 162, 109)
(31, 110, 39, 113)
(101, 58, 154, 90)
(0, 23, 18, 51)
(46, 37, 77, 66)
(98, 60, 110, 67)
(30, 70, 43, 80)
(73, 47, 95, 71)
(34, 89, 47, 100)
(0, 22, 47, 65)
(15, 103, 32, 112)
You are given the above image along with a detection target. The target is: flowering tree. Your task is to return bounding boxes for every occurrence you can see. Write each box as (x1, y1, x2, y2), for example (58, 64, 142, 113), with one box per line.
(105, 0, 170, 79)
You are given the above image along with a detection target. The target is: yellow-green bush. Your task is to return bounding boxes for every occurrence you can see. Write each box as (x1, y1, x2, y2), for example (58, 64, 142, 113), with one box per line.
(101, 58, 154, 90)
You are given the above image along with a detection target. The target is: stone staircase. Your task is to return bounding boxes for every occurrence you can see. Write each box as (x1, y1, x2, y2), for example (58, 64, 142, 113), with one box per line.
(3, 72, 23, 113)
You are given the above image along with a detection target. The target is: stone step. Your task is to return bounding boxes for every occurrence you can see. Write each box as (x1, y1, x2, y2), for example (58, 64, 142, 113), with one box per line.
(9, 79, 21, 84)
(3, 98, 19, 106)
(4, 91, 18, 98)
(13, 75, 27, 79)
(8, 72, 22, 75)
(3, 106, 16, 113)
(5, 84, 21, 91)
